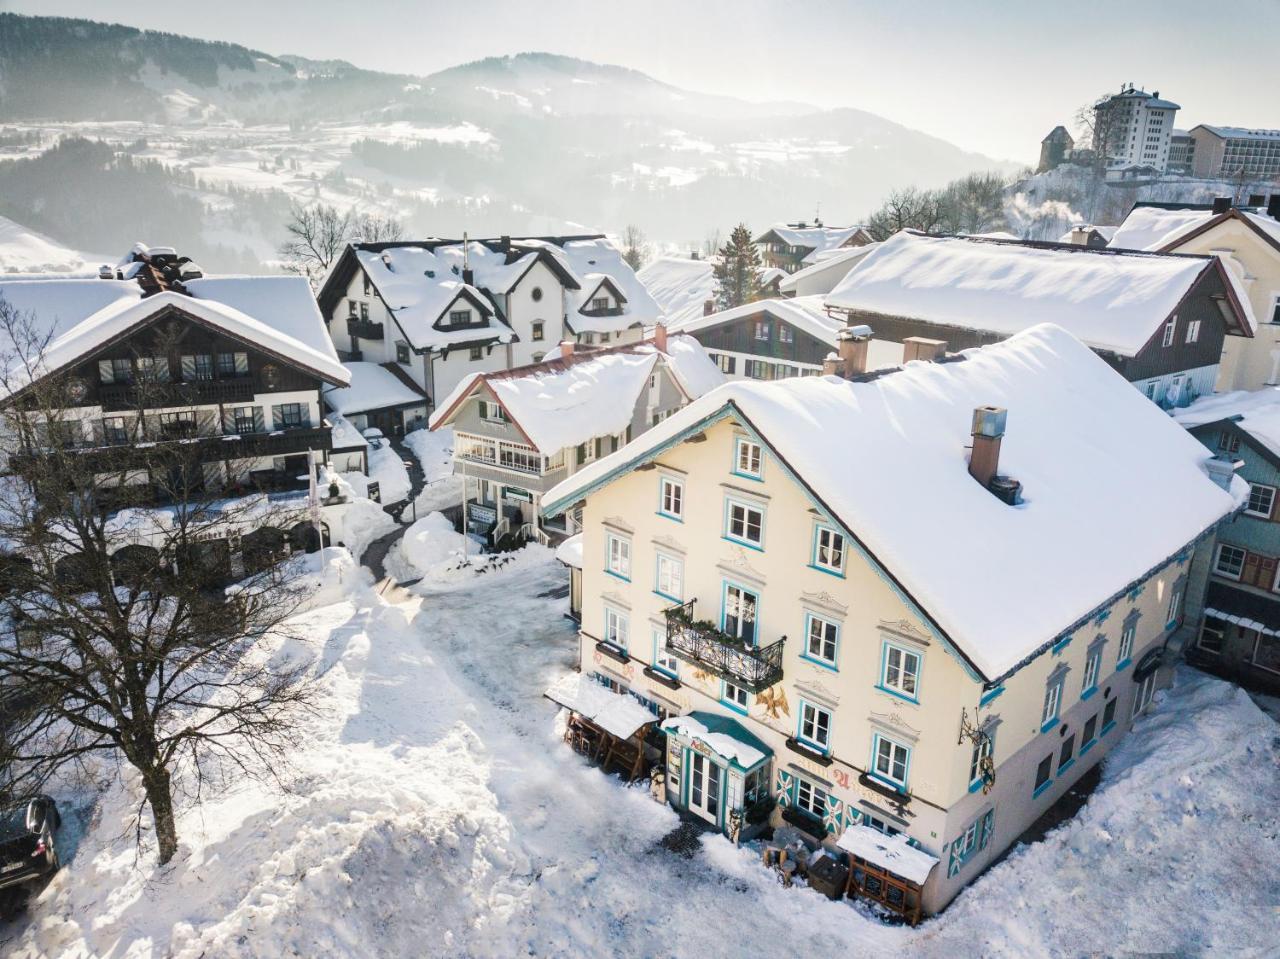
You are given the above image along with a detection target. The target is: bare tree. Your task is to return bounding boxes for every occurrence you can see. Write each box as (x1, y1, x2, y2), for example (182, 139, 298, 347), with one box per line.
(351, 211, 405, 244)
(0, 299, 320, 865)
(864, 187, 946, 241)
(278, 203, 353, 287)
(701, 228, 722, 260)
(937, 172, 1011, 235)
(1074, 95, 1121, 176)
(621, 224, 648, 272)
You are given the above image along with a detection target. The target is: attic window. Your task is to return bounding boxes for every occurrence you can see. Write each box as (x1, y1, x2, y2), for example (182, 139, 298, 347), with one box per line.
(531, 287, 543, 302)
(425, 270, 435, 278)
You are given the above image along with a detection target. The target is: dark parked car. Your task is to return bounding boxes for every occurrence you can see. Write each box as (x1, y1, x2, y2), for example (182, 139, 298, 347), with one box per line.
(0, 796, 60, 915)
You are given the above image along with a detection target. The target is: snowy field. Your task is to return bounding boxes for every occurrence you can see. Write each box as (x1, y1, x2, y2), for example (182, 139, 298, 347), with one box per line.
(3, 545, 1278, 957)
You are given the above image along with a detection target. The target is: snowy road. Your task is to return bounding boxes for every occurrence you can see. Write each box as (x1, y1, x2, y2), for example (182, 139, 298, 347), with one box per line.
(5, 549, 1279, 957)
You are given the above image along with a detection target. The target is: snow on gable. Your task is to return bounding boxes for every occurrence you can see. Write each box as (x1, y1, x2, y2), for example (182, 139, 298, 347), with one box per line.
(184, 275, 340, 365)
(545, 324, 1244, 680)
(324, 362, 426, 417)
(825, 231, 1219, 357)
(0, 278, 143, 348)
(759, 224, 866, 264)
(1109, 207, 1219, 251)
(1175, 388, 1280, 461)
(657, 333, 725, 398)
(638, 256, 715, 328)
(530, 238, 663, 330)
(674, 295, 843, 344)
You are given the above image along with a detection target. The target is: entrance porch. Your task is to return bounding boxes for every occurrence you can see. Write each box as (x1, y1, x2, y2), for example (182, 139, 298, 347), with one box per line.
(660, 712, 773, 842)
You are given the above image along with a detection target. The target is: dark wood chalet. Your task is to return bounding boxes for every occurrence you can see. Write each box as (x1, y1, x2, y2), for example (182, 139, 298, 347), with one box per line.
(673, 297, 841, 380)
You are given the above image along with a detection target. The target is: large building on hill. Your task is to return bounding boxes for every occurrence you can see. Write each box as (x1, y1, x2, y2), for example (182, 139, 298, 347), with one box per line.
(754, 222, 874, 275)
(824, 230, 1255, 408)
(1037, 126, 1074, 173)
(1186, 125, 1280, 180)
(0, 245, 357, 577)
(1092, 85, 1180, 172)
(316, 235, 661, 420)
(428, 327, 722, 550)
(541, 324, 1243, 919)
(1109, 198, 1280, 392)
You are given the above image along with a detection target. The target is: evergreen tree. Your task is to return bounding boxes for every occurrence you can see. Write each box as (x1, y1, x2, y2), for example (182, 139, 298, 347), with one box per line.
(712, 223, 764, 311)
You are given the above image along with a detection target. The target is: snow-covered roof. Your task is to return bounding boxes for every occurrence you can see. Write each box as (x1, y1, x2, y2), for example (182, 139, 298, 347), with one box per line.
(544, 324, 1245, 681)
(328, 411, 370, 451)
(757, 224, 866, 265)
(1174, 388, 1280, 460)
(825, 231, 1237, 357)
(0, 278, 143, 346)
(1109, 205, 1280, 253)
(661, 712, 767, 769)
(324, 361, 427, 416)
(555, 532, 583, 570)
(836, 824, 939, 886)
(4, 289, 350, 393)
(1197, 125, 1280, 140)
(529, 238, 662, 332)
(637, 256, 716, 328)
(430, 334, 722, 453)
(673, 295, 843, 344)
(544, 671, 656, 740)
(777, 243, 880, 295)
(183, 275, 340, 367)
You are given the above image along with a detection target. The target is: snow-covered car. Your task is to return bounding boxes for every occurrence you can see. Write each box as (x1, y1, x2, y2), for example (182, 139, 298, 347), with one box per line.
(0, 795, 61, 912)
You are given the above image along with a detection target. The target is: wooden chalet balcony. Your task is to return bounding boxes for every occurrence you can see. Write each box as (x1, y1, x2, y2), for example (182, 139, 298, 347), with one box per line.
(99, 378, 256, 412)
(347, 318, 385, 340)
(579, 306, 626, 318)
(663, 599, 785, 693)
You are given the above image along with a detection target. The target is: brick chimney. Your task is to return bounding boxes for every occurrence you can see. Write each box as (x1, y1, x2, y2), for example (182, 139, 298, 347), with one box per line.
(836, 325, 873, 378)
(558, 339, 575, 359)
(653, 322, 668, 353)
(703, 298, 716, 316)
(821, 352, 842, 376)
(969, 406, 1007, 488)
(902, 336, 947, 363)
(1212, 196, 1232, 215)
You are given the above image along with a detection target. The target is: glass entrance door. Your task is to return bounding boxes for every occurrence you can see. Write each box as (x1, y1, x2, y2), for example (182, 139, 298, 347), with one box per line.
(689, 752, 721, 826)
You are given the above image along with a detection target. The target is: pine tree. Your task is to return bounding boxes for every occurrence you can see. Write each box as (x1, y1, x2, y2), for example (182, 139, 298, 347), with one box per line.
(711, 223, 764, 311)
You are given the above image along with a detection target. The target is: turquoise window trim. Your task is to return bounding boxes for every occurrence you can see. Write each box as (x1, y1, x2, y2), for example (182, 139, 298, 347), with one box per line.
(967, 779, 985, 794)
(653, 552, 683, 605)
(807, 563, 845, 579)
(655, 510, 683, 524)
(722, 494, 766, 550)
(869, 732, 911, 793)
(1094, 608, 1112, 626)
(720, 578, 762, 647)
(1051, 634, 1073, 655)
(1080, 737, 1097, 755)
(653, 590, 682, 605)
(604, 569, 631, 584)
(732, 435, 765, 481)
(730, 470, 765, 484)
(879, 641, 922, 704)
(1058, 758, 1076, 775)
(721, 535, 765, 552)
(795, 698, 832, 755)
(967, 727, 994, 793)
(1165, 619, 1179, 632)
(1128, 584, 1145, 602)
(1116, 658, 1132, 672)
(656, 475, 684, 522)
(979, 685, 1005, 706)
(810, 523, 846, 578)
(720, 680, 749, 716)
(1032, 778, 1054, 799)
(1081, 686, 1098, 701)
(1101, 720, 1117, 736)
(801, 612, 840, 671)
(1040, 716, 1060, 734)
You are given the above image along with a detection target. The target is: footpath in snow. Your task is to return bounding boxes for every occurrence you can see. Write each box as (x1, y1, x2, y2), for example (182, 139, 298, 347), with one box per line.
(4, 547, 1278, 957)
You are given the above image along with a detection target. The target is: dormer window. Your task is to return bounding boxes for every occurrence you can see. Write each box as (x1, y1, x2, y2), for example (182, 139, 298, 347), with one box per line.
(591, 297, 609, 312)
(448, 309, 470, 327)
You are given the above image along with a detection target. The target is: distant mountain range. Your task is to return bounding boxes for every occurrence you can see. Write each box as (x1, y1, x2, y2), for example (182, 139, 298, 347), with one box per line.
(0, 13, 1020, 267)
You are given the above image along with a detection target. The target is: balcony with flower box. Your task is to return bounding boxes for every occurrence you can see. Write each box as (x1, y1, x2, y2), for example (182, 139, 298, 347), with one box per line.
(662, 598, 785, 693)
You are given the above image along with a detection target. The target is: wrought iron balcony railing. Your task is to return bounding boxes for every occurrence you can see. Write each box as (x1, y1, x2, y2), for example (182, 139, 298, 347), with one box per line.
(99, 378, 256, 411)
(347, 318, 385, 340)
(663, 598, 785, 693)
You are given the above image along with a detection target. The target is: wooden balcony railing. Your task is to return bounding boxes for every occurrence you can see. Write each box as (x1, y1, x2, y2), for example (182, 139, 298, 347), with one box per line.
(663, 598, 785, 692)
(99, 378, 256, 412)
(347, 318, 385, 340)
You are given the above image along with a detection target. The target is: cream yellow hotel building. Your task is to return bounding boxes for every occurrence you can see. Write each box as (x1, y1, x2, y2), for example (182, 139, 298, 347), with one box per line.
(543, 324, 1243, 917)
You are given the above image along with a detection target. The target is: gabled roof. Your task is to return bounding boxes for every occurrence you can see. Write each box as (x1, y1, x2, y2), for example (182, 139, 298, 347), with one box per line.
(1110, 205, 1280, 257)
(323, 361, 428, 417)
(825, 230, 1252, 356)
(4, 290, 350, 396)
(637, 256, 716, 328)
(1174, 388, 1280, 468)
(777, 243, 880, 295)
(755, 224, 868, 265)
(672, 294, 843, 343)
(429, 333, 723, 453)
(543, 324, 1244, 682)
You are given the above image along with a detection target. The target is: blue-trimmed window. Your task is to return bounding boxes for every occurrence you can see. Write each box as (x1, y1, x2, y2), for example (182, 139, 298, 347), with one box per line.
(794, 774, 827, 821)
(1101, 696, 1118, 733)
(1081, 648, 1102, 699)
(655, 552, 683, 602)
(871, 733, 910, 791)
(804, 613, 839, 669)
(1041, 678, 1063, 732)
(979, 685, 1004, 706)
(734, 437, 764, 479)
(1058, 733, 1075, 774)
(658, 475, 683, 520)
(947, 809, 995, 877)
(879, 643, 921, 702)
(1166, 581, 1184, 628)
(1117, 621, 1135, 669)
(968, 731, 993, 793)
(1033, 753, 1053, 797)
(724, 497, 765, 547)
(602, 606, 629, 651)
(652, 628, 678, 678)
(722, 679, 750, 714)
(605, 532, 631, 580)
(797, 700, 832, 753)
(1080, 713, 1098, 754)
(722, 582, 759, 645)
(812, 525, 845, 575)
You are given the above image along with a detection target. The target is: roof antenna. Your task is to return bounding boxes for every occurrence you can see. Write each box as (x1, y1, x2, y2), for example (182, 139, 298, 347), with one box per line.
(463, 230, 470, 271)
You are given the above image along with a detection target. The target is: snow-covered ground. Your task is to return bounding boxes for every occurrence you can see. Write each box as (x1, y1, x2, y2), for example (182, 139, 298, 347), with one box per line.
(5, 544, 1278, 957)
(404, 427, 464, 516)
(340, 441, 411, 506)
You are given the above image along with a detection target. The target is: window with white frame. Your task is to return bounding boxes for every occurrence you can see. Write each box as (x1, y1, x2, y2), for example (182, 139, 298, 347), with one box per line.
(1082, 648, 1102, 694)
(725, 499, 764, 546)
(1161, 318, 1176, 347)
(652, 629, 679, 677)
(794, 775, 827, 819)
(1251, 633, 1280, 674)
(814, 525, 845, 573)
(1214, 543, 1246, 579)
(659, 476, 683, 518)
(735, 438, 763, 478)
(805, 614, 839, 666)
(1197, 616, 1226, 654)
(1246, 484, 1276, 518)
(968, 733, 993, 788)
(1184, 319, 1201, 343)
(1132, 672, 1156, 717)
(881, 643, 921, 699)
(723, 584, 758, 644)
(603, 606, 629, 650)
(479, 400, 509, 423)
(780, 326, 794, 344)
(606, 533, 631, 579)
(872, 735, 910, 789)
(1167, 581, 1184, 624)
(1118, 621, 1136, 665)
(1041, 679, 1063, 728)
(798, 701, 832, 751)
(754, 320, 770, 341)
(861, 812, 901, 836)
(723, 679, 750, 711)
(1218, 430, 1240, 453)
(655, 553, 683, 600)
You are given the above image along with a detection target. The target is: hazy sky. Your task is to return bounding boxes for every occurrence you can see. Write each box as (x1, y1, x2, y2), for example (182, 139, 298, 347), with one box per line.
(4, 0, 1276, 163)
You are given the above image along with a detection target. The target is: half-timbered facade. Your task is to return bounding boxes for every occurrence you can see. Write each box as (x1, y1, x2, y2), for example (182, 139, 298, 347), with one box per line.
(825, 230, 1255, 408)
(541, 324, 1242, 918)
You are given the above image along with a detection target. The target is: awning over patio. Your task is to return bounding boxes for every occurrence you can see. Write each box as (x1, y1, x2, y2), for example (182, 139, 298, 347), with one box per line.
(544, 672, 657, 740)
(661, 711, 772, 770)
(554, 532, 584, 570)
(836, 823, 939, 886)
(1205, 581, 1280, 637)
